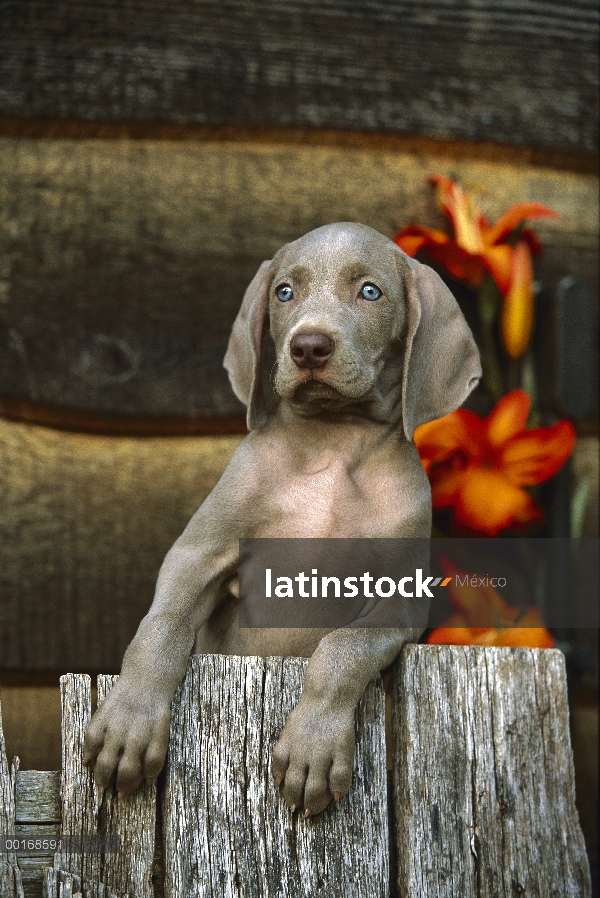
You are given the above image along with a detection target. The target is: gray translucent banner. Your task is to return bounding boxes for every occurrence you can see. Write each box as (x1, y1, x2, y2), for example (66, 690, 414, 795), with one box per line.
(238, 538, 599, 629)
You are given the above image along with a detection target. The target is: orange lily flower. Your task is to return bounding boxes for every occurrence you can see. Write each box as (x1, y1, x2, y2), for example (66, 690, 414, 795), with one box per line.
(394, 175, 557, 294)
(414, 389, 575, 536)
(501, 240, 534, 359)
(394, 176, 558, 358)
(426, 557, 554, 648)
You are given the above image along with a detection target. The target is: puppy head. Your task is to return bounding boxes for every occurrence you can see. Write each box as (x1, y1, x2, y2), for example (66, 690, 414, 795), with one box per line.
(224, 223, 481, 437)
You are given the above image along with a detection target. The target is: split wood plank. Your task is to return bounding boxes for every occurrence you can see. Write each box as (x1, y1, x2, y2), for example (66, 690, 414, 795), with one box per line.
(94, 676, 156, 898)
(0, 138, 596, 420)
(162, 654, 388, 898)
(14, 771, 61, 893)
(0, 686, 25, 898)
(42, 866, 128, 898)
(15, 773, 60, 825)
(59, 675, 156, 898)
(58, 675, 101, 885)
(393, 645, 592, 897)
(0, 1, 597, 152)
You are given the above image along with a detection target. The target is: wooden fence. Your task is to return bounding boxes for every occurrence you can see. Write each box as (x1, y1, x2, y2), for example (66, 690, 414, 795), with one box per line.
(0, 646, 591, 898)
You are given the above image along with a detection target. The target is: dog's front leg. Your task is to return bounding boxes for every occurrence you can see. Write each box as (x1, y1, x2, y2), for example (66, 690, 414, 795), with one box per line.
(83, 541, 236, 796)
(272, 627, 423, 815)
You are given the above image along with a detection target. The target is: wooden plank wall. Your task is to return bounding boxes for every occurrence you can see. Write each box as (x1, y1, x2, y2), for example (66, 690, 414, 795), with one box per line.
(0, 418, 243, 670)
(0, 0, 598, 424)
(1, 1, 598, 152)
(0, 139, 597, 420)
(0, 0, 598, 672)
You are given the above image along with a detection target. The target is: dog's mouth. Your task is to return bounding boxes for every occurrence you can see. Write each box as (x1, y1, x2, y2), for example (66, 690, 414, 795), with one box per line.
(273, 347, 378, 407)
(290, 373, 375, 413)
(296, 378, 341, 398)
(290, 380, 352, 413)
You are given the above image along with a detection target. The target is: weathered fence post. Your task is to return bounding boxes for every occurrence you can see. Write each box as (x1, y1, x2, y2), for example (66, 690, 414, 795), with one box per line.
(393, 645, 592, 897)
(162, 655, 388, 898)
(1, 647, 592, 897)
(47, 657, 388, 898)
(48, 674, 157, 898)
(0, 687, 24, 898)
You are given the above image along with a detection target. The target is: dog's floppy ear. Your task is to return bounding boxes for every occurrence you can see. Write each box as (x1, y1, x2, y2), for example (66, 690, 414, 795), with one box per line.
(397, 249, 481, 441)
(224, 260, 274, 430)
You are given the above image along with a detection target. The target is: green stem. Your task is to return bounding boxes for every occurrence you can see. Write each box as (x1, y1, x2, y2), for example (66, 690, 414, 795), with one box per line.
(476, 280, 503, 400)
(506, 359, 520, 392)
(520, 350, 540, 424)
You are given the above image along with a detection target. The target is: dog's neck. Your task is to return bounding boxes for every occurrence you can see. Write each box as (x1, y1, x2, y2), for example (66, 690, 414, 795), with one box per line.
(266, 401, 403, 458)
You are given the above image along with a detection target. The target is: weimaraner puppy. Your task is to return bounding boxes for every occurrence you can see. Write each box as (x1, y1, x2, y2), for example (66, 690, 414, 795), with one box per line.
(84, 222, 481, 815)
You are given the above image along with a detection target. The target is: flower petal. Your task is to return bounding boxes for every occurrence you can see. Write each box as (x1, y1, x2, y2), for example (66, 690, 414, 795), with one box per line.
(493, 626, 555, 648)
(485, 389, 531, 447)
(430, 625, 554, 648)
(513, 608, 550, 628)
(430, 175, 485, 254)
(469, 629, 510, 646)
(426, 626, 477, 645)
(486, 202, 559, 246)
(519, 227, 543, 257)
(453, 469, 542, 534)
(430, 468, 466, 507)
(501, 420, 576, 485)
(500, 241, 534, 359)
(428, 244, 487, 287)
(414, 409, 486, 467)
(480, 243, 514, 295)
(393, 225, 446, 257)
(394, 225, 487, 285)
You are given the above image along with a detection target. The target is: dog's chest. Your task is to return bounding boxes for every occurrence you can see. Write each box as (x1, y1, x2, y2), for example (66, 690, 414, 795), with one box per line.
(254, 450, 409, 538)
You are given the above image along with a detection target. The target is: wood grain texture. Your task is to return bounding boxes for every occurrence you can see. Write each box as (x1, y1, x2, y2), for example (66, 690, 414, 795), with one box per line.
(14, 773, 60, 898)
(2, 649, 595, 896)
(15, 773, 60, 824)
(0, 688, 25, 898)
(12, 825, 59, 898)
(42, 867, 130, 898)
(393, 645, 591, 897)
(0, 417, 243, 670)
(163, 655, 388, 898)
(58, 674, 101, 884)
(94, 676, 156, 898)
(0, 137, 597, 418)
(0, 1, 597, 152)
(59, 674, 155, 898)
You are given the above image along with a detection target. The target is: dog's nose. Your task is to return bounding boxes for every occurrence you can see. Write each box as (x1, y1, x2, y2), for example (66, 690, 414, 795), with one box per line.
(290, 333, 334, 369)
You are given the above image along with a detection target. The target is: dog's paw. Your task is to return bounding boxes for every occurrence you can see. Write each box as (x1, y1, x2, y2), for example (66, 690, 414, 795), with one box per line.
(83, 681, 171, 796)
(271, 703, 355, 816)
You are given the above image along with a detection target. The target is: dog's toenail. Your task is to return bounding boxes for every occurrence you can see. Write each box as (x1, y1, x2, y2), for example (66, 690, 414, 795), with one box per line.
(290, 804, 296, 813)
(334, 792, 342, 803)
(304, 808, 311, 817)
(275, 775, 282, 788)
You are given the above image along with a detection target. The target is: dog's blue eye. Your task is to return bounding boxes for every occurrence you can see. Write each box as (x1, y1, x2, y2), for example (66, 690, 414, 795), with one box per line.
(360, 283, 382, 301)
(276, 284, 293, 302)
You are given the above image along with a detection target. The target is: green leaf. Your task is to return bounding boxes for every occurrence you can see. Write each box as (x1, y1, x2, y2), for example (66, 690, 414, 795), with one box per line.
(477, 278, 500, 326)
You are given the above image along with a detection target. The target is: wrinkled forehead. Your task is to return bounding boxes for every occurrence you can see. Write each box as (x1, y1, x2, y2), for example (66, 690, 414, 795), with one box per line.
(272, 224, 400, 288)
